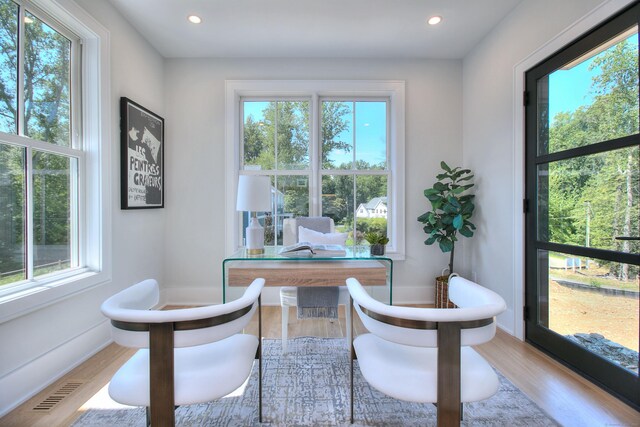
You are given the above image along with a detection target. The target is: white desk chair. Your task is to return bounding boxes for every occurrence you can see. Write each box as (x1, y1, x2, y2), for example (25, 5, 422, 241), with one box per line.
(347, 275, 506, 426)
(280, 217, 351, 352)
(101, 278, 265, 426)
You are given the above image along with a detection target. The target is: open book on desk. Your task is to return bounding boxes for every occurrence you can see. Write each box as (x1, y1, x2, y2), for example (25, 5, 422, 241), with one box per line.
(279, 242, 347, 257)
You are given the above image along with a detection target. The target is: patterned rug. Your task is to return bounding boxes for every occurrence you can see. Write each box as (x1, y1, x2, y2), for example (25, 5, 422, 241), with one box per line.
(72, 337, 558, 426)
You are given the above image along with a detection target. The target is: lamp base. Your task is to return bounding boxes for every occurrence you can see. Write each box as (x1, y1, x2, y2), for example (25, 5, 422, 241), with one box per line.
(245, 216, 265, 254)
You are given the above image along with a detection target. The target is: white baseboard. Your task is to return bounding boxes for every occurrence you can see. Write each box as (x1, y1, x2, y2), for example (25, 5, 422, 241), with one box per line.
(497, 308, 515, 336)
(0, 320, 112, 417)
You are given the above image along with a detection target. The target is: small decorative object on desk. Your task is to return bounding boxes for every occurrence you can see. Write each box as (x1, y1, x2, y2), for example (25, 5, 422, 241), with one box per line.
(279, 242, 346, 257)
(364, 231, 389, 256)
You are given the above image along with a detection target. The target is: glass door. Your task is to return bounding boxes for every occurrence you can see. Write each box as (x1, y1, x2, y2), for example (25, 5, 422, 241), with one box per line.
(525, 3, 639, 407)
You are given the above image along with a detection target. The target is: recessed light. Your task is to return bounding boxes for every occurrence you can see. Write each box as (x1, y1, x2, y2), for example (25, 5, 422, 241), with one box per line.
(427, 16, 442, 26)
(187, 15, 202, 24)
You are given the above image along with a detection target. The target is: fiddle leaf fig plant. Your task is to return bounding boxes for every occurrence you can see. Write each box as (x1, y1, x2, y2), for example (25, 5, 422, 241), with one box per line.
(417, 161, 476, 274)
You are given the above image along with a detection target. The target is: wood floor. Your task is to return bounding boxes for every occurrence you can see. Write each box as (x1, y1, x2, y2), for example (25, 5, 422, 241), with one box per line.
(1, 305, 638, 427)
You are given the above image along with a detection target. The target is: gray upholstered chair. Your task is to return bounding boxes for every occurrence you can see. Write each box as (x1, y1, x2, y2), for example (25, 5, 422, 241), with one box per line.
(101, 278, 264, 426)
(280, 216, 351, 352)
(347, 275, 506, 425)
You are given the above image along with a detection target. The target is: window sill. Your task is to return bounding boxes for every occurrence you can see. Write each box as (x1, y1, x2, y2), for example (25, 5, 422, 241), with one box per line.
(384, 251, 405, 261)
(0, 270, 110, 324)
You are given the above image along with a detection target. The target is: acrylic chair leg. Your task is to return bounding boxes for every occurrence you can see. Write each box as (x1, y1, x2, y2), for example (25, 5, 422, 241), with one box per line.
(281, 304, 288, 353)
(259, 295, 263, 423)
(349, 295, 354, 424)
(345, 303, 352, 350)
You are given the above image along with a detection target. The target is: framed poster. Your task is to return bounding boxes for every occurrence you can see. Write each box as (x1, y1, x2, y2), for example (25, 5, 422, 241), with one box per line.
(120, 97, 164, 209)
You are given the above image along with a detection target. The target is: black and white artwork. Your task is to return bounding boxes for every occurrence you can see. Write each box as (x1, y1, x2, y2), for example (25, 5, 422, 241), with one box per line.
(120, 97, 164, 209)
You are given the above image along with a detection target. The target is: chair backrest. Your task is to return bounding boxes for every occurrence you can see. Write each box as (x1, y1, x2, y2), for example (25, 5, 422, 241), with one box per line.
(282, 217, 335, 245)
(101, 278, 264, 348)
(346, 276, 506, 347)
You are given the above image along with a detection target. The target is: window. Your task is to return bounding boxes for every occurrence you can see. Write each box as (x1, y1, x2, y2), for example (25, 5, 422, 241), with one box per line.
(226, 81, 405, 257)
(0, 0, 110, 316)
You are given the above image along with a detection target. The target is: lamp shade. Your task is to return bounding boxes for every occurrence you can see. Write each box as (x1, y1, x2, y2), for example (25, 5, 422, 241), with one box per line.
(236, 175, 271, 212)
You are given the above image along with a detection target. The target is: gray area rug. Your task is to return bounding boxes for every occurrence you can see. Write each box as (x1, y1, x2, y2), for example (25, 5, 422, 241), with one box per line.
(73, 337, 558, 426)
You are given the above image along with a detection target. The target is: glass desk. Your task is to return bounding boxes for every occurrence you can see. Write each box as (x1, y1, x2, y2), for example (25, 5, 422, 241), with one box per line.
(223, 246, 393, 304)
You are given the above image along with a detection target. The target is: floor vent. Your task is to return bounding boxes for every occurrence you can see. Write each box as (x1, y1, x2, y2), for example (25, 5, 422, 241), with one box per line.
(32, 380, 83, 411)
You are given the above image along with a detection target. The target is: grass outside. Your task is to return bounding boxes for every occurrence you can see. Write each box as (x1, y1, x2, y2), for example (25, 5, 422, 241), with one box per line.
(548, 252, 639, 292)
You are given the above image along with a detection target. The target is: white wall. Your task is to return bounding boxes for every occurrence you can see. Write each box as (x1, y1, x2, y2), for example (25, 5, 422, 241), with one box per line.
(461, 0, 626, 336)
(162, 58, 463, 305)
(0, 0, 165, 415)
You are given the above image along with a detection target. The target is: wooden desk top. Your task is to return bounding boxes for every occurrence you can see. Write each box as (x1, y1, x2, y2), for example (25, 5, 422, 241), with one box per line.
(226, 259, 388, 287)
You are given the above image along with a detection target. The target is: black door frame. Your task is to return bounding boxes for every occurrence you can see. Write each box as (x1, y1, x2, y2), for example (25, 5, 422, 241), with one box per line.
(524, 2, 640, 408)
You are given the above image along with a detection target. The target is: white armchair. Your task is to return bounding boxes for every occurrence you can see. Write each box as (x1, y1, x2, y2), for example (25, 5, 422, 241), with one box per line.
(347, 275, 506, 426)
(101, 278, 264, 426)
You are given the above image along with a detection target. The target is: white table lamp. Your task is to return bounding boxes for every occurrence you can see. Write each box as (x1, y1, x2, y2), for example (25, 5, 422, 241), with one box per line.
(236, 175, 271, 254)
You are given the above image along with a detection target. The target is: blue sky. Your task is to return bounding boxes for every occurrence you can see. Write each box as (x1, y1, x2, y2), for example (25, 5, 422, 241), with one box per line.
(243, 101, 386, 168)
(548, 57, 597, 121)
(549, 33, 638, 122)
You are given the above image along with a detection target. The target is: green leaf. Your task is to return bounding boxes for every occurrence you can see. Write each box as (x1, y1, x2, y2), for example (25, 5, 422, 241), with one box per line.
(425, 236, 437, 245)
(417, 212, 429, 223)
(426, 193, 442, 202)
(438, 239, 454, 253)
(453, 214, 463, 229)
(433, 182, 448, 191)
(442, 203, 458, 215)
(447, 197, 461, 209)
(459, 226, 474, 237)
(424, 188, 440, 197)
(440, 161, 452, 172)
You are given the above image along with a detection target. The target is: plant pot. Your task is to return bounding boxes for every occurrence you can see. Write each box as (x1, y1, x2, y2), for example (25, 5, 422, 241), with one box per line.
(370, 244, 385, 256)
(435, 274, 456, 308)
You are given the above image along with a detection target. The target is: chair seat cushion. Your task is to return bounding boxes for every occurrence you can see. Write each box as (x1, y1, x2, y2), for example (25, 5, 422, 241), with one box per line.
(354, 333, 499, 403)
(109, 333, 258, 406)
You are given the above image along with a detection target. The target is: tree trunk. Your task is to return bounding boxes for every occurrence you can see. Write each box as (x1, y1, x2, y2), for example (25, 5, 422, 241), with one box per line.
(621, 153, 633, 281)
(448, 245, 455, 275)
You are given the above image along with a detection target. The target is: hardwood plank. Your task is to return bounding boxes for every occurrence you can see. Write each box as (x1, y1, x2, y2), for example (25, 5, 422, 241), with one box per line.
(476, 329, 639, 427)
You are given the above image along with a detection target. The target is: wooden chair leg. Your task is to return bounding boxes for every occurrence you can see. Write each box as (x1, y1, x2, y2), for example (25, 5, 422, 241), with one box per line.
(149, 323, 175, 426)
(436, 322, 461, 427)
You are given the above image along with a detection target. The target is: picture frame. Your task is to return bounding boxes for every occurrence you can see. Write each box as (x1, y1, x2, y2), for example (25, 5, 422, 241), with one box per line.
(120, 97, 164, 209)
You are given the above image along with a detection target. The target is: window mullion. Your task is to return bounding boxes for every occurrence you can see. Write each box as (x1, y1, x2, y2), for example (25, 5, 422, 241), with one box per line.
(311, 94, 319, 216)
(25, 146, 34, 280)
(17, 5, 25, 136)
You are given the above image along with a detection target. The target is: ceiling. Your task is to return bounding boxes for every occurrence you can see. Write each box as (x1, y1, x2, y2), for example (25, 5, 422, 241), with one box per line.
(107, 0, 524, 59)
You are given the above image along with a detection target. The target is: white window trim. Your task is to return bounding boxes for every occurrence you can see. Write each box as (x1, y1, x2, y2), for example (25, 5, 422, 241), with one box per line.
(225, 80, 405, 260)
(0, 0, 112, 323)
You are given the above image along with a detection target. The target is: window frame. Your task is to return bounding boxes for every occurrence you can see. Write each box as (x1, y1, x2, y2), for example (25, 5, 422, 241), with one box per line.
(225, 80, 405, 259)
(0, 0, 111, 322)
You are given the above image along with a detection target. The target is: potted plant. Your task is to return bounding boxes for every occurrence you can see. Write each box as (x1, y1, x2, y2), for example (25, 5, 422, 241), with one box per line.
(417, 161, 476, 307)
(364, 231, 389, 256)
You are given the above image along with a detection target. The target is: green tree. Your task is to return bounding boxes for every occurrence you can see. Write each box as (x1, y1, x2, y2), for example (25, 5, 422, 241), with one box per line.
(548, 38, 638, 280)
